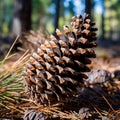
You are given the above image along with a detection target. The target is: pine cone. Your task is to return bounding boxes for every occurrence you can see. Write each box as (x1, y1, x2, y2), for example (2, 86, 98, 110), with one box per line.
(23, 14, 98, 105)
(17, 31, 47, 52)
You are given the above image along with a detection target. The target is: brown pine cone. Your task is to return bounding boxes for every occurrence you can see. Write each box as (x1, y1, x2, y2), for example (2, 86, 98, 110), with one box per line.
(23, 14, 98, 105)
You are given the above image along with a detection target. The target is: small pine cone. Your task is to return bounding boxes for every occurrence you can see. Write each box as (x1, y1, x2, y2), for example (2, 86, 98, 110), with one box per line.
(23, 14, 98, 105)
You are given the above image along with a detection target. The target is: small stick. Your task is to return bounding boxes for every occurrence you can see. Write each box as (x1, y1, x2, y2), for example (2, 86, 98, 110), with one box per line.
(102, 96, 115, 112)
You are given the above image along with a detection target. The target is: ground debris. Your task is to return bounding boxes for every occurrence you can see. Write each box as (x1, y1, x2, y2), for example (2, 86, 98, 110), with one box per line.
(23, 110, 45, 120)
(78, 107, 91, 119)
(0, 45, 120, 119)
(85, 69, 112, 84)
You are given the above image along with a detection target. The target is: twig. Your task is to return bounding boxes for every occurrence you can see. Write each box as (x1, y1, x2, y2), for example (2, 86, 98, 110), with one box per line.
(102, 96, 115, 112)
(93, 106, 103, 118)
(9, 105, 24, 114)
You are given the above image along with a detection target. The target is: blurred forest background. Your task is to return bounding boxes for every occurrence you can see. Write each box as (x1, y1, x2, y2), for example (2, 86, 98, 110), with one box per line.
(0, 0, 120, 45)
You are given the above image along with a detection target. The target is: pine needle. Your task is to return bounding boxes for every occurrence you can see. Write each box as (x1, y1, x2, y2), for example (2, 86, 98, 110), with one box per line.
(102, 96, 115, 112)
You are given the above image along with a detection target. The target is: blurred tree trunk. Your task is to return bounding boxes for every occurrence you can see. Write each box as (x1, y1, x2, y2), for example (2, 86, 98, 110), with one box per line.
(54, 0, 60, 31)
(85, 0, 94, 19)
(101, 0, 105, 40)
(12, 0, 31, 36)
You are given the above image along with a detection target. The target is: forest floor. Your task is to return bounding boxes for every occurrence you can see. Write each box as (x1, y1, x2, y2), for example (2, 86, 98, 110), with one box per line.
(0, 40, 120, 120)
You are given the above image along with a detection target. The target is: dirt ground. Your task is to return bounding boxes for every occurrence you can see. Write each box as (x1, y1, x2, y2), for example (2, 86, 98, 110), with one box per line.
(0, 40, 120, 119)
